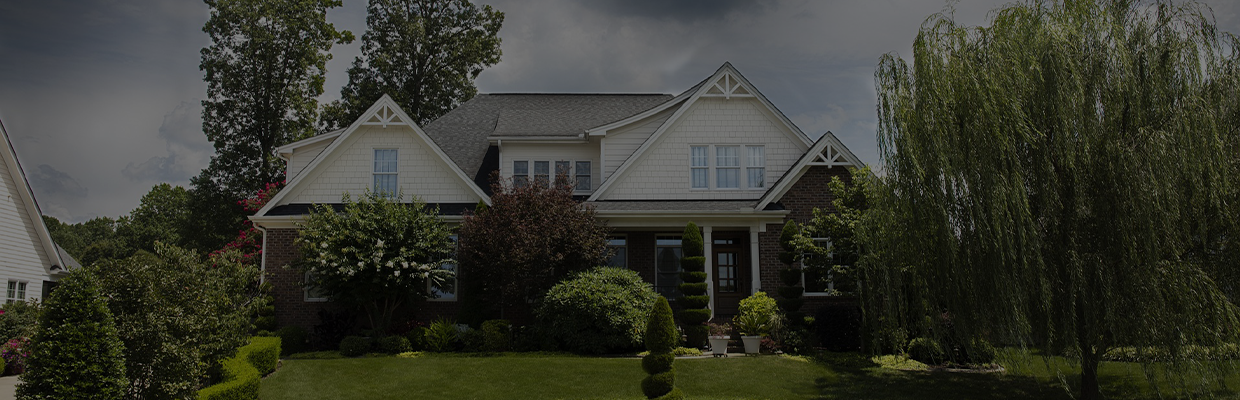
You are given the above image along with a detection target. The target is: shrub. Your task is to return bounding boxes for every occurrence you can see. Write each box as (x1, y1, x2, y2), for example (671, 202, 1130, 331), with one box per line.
(17, 271, 126, 399)
(425, 319, 458, 352)
(339, 336, 372, 357)
(0, 337, 30, 374)
(197, 337, 278, 400)
(678, 295, 709, 309)
(737, 292, 779, 323)
(244, 336, 281, 376)
(815, 304, 862, 352)
(313, 308, 356, 350)
(407, 327, 427, 351)
(480, 320, 512, 352)
(276, 326, 309, 356)
(460, 328, 486, 352)
(537, 267, 658, 354)
(0, 300, 40, 341)
(377, 336, 412, 354)
(642, 296, 679, 399)
(908, 337, 944, 365)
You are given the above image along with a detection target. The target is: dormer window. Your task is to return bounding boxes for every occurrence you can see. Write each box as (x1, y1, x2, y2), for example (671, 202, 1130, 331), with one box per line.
(689, 145, 765, 190)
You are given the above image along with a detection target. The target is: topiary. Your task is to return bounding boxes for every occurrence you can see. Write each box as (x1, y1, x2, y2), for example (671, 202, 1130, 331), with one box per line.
(377, 336, 412, 354)
(276, 326, 310, 356)
(642, 296, 679, 399)
(17, 271, 127, 399)
(679, 295, 710, 309)
(537, 267, 658, 354)
(676, 222, 710, 349)
(339, 336, 371, 357)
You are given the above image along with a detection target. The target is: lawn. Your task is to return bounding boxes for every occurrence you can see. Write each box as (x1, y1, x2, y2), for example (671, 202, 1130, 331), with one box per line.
(259, 352, 1240, 400)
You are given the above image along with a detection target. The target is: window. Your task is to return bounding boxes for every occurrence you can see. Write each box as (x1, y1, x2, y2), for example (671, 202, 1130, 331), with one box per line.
(606, 236, 627, 268)
(534, 161, 550, 186)
(304, 273, 329, 302)
(691, 146, 708, 188)
(655, 236, 683, 299)
(513, 161, 529, 187)
(689, 145, 765, 190)
(5, 281, 25, 303)
(747, 146, 765, 188)
(575, 161, 592, 191)
(373, 149, 398, 196)
(803, 238, 836, 294)
(716, 146, 740, 188)
(429, 235, 458, 301)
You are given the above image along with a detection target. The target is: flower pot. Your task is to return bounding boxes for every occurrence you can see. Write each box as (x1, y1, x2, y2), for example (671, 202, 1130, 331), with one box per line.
(708, 336, 730, 357)
(741, 335, 762, 355)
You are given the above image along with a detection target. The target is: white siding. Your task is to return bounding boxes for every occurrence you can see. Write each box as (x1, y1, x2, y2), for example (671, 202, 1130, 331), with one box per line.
(286, 139, 333, 180)
(597, 97, 806, 200)
(500, 142, 599, 192)
(0, 156, 51, 302)
(282, 125, 482, 204)
(602, 107, 676, 180)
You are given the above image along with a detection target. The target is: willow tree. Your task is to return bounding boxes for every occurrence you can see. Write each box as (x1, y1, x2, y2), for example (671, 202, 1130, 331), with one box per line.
(871, 1, 1240, 398)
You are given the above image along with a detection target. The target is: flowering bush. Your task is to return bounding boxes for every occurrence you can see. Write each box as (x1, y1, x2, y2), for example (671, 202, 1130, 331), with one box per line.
(1, 337, 30, 374)
(707, 322, 732, 338)
(211, 181, 283, 264)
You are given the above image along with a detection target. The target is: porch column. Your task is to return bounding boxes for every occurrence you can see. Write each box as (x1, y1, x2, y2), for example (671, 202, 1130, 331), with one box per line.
(701, 225, 713, 319)
(750, 224, 761, 295)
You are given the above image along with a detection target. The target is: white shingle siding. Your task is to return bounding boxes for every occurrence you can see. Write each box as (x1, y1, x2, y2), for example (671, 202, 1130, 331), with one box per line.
(500, 142, 599, 192)
(602, 107, 676, 180)
(282, 125, 482, 204)
(0, 157, 50, 302)
(598, 98, 806, 200)
(287, 139, 333, 180)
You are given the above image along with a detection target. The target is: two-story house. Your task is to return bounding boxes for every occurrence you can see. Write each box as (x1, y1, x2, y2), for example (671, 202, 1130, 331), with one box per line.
(251, 62, 865, 330)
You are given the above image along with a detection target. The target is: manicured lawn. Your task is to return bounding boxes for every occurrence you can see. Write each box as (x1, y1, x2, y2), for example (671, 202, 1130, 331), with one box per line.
(259, 352, 1240, 400)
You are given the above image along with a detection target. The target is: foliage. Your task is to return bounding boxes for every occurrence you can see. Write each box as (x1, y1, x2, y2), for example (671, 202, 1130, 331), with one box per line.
(297, 190, 455, 334)
(907, 337, 944, 365)
(17, 270, 127, 400)
(212, 181, 283, 265)
(870, 1, 1240, 398)
(479, 320, 511, 352)
(814, 304, 862, 352)
(42, 215, 120, 263)
(871, 354, 929, 371)
(312, 309, 356, 350)
(0, 300, 40, 341)
(776, 220, 804, 316)
(115, 183, 192, 255)
(642, 296, 678, 399)
(1103, 343, 1240, 363)
(424, 319, 458, 352)
(734, 292, 780, 336)
(457, 178, 610, 323)
(792, 170, 867, 296)
(339, 336, 372, 357)
(707, 322, 731, 338)
(537, 267, 657, 354)
(276, 326, 310, 356)
(197, 337, 279, 400)
(377, 336, 412, 354)
(320, 0, 503, 129)
(676, 222, 709, 348)
(0, 337, 30, 374)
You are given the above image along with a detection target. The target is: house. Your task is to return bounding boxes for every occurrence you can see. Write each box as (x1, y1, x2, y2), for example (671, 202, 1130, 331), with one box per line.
(251, 62, 865, 330)
(0, 119, 78, 303)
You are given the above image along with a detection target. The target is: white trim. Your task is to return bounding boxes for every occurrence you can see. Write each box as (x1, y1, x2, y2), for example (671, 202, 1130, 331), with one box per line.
(275, 128, 345, 158)
(254, 94, 491, 220)
(754, 131, 865, 211)
(586, 96, 690, 136)
(486, 136, 588, 143)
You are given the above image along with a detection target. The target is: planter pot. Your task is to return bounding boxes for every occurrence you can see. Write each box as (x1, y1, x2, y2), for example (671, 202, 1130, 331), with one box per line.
(708, 336, 730, 357)
(741, 335, 762, 355)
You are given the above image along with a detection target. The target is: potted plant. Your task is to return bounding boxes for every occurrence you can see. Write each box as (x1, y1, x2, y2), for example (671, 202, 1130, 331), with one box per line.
(734, 313, 769, 355)
(706, 322, 732, 357)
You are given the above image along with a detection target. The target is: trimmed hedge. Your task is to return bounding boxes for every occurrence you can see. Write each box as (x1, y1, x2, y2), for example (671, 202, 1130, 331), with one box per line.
(378, 336, 412, 354)
(275, 326, 309, 356)
(198, 336, 282, 400)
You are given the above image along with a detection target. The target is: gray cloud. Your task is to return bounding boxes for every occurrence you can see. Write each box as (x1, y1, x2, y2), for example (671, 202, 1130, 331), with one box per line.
(122, 101, 211, 182)
(581, 0, 771, 21)
(27, 164, 87, 200)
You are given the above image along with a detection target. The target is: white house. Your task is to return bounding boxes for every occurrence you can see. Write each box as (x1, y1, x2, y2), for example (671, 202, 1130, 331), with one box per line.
(0, 120, 77, 303)
(251, 62, 865, 328)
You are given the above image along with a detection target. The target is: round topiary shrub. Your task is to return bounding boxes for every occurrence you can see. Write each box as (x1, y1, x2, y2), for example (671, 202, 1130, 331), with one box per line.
(17, 271, 127, 399)
(377, 336, 411, 354)
(276, 326, 309, 356)
(642, 296, 679, 399)
(537, 267, 658, 354)
(339, 336, 371, 357)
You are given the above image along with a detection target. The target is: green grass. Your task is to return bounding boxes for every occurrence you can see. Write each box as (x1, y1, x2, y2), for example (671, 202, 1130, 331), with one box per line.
(259, 352, 1240, 400)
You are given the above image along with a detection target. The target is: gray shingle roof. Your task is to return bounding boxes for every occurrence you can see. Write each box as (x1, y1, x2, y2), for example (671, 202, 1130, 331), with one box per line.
(422, 94, 672, 181)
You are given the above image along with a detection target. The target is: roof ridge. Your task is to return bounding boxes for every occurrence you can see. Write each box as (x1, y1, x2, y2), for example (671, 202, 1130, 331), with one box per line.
(482, 93, 672, 96)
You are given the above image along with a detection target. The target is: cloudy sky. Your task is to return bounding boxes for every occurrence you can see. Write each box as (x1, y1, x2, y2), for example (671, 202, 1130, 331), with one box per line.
(2, 0, 1238, 222)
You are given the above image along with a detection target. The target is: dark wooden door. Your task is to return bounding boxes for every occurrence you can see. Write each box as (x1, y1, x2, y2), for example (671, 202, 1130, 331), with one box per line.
(711, 233, 748, 317)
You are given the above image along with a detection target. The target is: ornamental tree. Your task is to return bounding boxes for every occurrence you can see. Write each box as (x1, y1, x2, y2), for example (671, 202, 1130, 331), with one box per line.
(18, 270, 127, 400)
(871, 1, 1240, 398)
(676, 222, 709, 348)
(296, 191, 455, 335)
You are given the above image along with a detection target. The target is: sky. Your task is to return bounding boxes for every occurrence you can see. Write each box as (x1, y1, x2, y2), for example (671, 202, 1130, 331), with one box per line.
(2, 0, 1238, 223)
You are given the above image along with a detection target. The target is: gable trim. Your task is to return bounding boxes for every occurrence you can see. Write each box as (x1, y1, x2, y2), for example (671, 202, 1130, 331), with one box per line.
(588, 62, 813, 201)
(275, 128, 345, 161)
(255, 95, 491, 219)
(0, 118, 68, 272)
(754, 131, 865, 210)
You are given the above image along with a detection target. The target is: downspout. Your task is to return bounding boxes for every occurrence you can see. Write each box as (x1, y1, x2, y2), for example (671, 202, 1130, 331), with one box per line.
(255, 223, 268, 285)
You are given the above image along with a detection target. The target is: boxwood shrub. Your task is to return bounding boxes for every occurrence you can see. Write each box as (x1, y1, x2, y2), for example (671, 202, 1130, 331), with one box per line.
(339, 336, 371, 357)
(198, 336, 282, 400)
(377, 336, 411, 354)
(537, 267, 658, 354)
(275, 326, 309, 356)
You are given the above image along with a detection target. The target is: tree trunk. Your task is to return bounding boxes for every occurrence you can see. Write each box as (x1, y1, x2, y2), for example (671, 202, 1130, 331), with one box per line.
(1080, 348, 1102, 400)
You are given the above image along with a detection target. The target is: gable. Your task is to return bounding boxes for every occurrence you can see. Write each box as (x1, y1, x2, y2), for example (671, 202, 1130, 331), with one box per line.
(286, 138, 334, 180)
(0, 153, 54, 275)
(601, 105, 677, 180)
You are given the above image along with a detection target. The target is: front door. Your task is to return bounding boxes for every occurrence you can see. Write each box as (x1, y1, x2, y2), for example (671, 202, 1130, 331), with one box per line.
(711, 233, 748, 317)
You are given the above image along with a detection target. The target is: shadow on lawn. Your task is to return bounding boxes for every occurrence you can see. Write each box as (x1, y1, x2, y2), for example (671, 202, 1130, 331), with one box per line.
(810, 352, 1070, 400)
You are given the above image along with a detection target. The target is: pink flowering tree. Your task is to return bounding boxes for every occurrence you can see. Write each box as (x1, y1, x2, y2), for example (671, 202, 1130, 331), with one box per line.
(212, 181, 284, 265)
(295, 190, 455, 335)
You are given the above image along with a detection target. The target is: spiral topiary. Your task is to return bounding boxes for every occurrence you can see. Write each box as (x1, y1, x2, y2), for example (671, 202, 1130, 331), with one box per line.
(676, 222, 710, 348)
(643, 296, 680, 399)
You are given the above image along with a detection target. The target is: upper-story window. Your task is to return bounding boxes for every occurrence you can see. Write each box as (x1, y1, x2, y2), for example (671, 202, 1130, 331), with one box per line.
(575, 161, 592, 191)
(513, 160, 592, 191)
(373, 149, 398, 196)
(689, 145, 765, 190)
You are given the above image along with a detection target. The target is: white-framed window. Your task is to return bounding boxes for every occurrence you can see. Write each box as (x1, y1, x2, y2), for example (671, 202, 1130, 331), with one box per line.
(373, 149, 398, 196)
(304, 272, 329, 302)
(690, 146, 708, 189)
(429, 235, 458, 302)
(655, 235, 683, 299)
(6, 281, 26, 303)
(513, 160, 529, 187)
(606, 236, 627, 268)
(689, 145, 766, 190)
(574, 161, 592, 191)
(802, 238, 836, 295)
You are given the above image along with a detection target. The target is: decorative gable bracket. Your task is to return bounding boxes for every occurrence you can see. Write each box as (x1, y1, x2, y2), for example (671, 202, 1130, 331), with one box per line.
(362, 105, 408, 128)
(809, 142, 856, 167)
(701, 72, 753, 99)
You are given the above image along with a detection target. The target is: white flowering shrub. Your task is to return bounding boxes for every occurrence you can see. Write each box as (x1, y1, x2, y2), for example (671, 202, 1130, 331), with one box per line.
(296, 191, 455, 333)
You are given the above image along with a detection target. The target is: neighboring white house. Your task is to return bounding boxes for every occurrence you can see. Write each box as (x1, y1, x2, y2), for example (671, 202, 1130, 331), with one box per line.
(0, 120, 77, 303)
(251, 62, 865, 328)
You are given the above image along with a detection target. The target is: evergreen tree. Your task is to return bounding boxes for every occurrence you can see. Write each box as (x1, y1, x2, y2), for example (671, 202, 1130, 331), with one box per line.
(18, 271, 126, 400)
(641, 296, 683, 400)
(676, 222, 709, 348)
